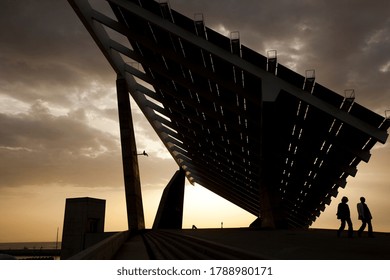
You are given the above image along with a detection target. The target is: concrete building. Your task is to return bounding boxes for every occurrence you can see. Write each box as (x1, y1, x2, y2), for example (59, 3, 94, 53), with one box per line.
(61, 197, 106, 259)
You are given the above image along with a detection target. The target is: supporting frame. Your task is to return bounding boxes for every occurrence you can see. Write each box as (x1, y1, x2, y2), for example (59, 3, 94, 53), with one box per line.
(117, 76, 145, 231)
(153, 169, 186, 229)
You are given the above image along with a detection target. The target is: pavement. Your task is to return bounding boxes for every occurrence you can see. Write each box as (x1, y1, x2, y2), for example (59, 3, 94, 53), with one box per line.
(179, 228, 390, 259)
(113, 227, 390, 260)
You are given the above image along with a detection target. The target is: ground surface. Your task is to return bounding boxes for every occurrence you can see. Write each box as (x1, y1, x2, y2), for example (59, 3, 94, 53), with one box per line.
(114, 228, 390, 260)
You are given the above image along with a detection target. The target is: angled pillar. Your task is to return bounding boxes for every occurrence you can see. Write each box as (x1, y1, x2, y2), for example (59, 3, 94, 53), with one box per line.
(153, 169, 186, 229)
(117, 75, 145, 231)
(258, 187, 287, 229)
(258, 102, 288, 229)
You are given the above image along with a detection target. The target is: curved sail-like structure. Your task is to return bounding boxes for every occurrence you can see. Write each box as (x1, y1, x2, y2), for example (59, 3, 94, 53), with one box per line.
(69, 0, 389, 228)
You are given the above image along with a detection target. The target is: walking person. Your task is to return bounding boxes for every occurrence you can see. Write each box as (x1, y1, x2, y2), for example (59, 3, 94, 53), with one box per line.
(336, 196, 353, 238)
(357, 197, 374, 237)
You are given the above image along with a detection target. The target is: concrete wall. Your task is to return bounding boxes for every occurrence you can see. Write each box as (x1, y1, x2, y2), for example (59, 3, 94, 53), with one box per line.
(61, 197, 106, 259)
(68, 231, 129, 260)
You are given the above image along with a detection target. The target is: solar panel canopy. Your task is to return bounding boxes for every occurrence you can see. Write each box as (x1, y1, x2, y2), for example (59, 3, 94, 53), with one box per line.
(69, 0, 389, 228)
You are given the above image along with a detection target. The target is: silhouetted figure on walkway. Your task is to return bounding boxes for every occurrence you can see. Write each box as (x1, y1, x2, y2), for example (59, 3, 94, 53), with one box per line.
(357, 197, 373, 237)
(336, 196, 353, 238)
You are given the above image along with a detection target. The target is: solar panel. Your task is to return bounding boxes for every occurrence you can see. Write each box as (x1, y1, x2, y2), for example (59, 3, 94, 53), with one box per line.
(349, 102, 385, 128)
(241, 45, 267, 70)
(69, 0, 389, 228)
(312, 83, 344, 108)
(277, 64, 305, 88)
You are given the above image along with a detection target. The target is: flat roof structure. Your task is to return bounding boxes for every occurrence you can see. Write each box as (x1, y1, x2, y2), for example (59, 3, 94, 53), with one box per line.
(69, 0, 389, 228)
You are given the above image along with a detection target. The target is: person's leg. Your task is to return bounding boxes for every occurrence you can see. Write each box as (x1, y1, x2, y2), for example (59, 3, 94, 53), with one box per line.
(338, 219, 346, 237)
(367, 220, 373, 237)
(347, 218, 353, 237)
(358, 221, 366, 237)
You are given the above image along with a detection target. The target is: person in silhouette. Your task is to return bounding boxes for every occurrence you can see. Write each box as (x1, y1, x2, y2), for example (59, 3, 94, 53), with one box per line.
(357, 197, 373, 237)
(336, 196, 353, 237)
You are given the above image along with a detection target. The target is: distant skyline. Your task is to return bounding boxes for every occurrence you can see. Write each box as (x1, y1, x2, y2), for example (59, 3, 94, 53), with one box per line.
(0, 0, 389, 242)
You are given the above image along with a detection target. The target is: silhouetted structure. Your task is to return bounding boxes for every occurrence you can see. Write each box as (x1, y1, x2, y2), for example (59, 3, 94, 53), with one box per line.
(357, 197, 373, 237)
(68, 0, 389, 229)
(117, 76, 145, 231)
(153, 169, 186, 229)
(336, 196, 353, 238)
(61, 197, 106, 259)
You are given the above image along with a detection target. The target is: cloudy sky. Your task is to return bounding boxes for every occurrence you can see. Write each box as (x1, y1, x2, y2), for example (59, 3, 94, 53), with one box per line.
(0, 0, 389, 242)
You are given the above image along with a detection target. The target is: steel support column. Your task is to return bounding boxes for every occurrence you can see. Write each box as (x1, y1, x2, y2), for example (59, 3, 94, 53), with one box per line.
(116, 75, 145, 231)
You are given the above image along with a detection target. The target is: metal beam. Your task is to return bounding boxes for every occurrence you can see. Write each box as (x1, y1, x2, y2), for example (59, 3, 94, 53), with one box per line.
(116, 76, 145, 231)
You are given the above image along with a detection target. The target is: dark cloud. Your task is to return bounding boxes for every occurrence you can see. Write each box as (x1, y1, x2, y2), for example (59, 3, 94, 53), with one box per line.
(0, 1, 125, 189)
(0, 0, 115, 106)
(0, 99, 177, 192)
(0, 100, 123, 188)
